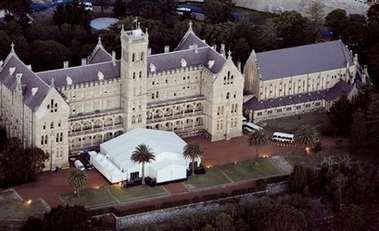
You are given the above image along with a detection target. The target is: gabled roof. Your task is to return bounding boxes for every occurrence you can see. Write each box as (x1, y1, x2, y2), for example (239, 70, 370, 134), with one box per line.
(256, 40, 354, 81)
(149, 22, 227, 75)
(175, 22, 208, 51)
(36, 61, 120, 88)
(148, 46, 226, 75)
(0, 49, 50, 111)
(244, 80, 356, 111)
(87, 38, 112, 64)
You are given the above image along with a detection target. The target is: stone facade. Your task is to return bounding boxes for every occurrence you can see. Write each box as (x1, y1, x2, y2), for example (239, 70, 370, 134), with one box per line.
(0, 22, 244, 171)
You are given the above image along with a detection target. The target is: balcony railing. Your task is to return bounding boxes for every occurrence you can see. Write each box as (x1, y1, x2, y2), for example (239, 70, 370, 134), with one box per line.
(147, 95, 205, 108)
(69, 108, 123, 121)
(69, 123, 124, 137)
(147, 110, 204, 123)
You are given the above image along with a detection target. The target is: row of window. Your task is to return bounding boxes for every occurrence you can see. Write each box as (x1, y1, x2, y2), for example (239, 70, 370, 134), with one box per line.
(217, 103, 238, 116)
(40, 132, 64, 145)
(43, 121, 61, 130)
(150, 76, 199, 85)
(256, 102, 321, 116)
(131, 114, 143, 124)
(47, 99, 58, 113)
(225, 92, 237, 100)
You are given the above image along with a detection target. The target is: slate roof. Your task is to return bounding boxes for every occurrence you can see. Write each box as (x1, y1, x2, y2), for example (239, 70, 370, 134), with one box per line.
(36, 61, 120, 88)
(256, 40, 354, 81)
(0, 53, 50, 111)
(148, 46, 226, 75)
(244, 80, 356, 111)
(88, 39, 113, 64)
(175, 24, 208, 51)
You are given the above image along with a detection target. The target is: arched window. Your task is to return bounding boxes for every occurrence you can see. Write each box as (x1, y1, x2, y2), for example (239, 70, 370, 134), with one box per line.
(132, 53, 135, 62)
(133, 72, 136, 79)
(41, 136, 44, 145)
(60, 132, 63, 142)
(45, 135, 48, 144)
(226, 92, 229, 99)
(140, 52, 144, 61)
(139, 71, 142, 78)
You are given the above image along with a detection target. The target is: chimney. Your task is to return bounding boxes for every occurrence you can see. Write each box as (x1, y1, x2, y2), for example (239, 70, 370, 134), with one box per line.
(81, 58, 86, 66)
(31, 87, 38, 96)
(164, 45, 169, 53)
(63, 61, 69, 69)
(112, 51, 116, 66)
(26, 65, 32, 70)
(220, 43, 225, 57)
(237, 61, 241, 72)
(148, 48, 152, 55)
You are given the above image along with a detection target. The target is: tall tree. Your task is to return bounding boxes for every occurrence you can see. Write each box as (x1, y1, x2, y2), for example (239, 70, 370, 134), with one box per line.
(365, 93, 379, 147)
(212, 213, 236, 231)
(202, 0, 233, 24)
(183, 142, 203, 176)
(327, 92, 354, 135)
(325, 8, 348, 27)
(97, 0, 111, 14)
(306, 0, 325, 42)
(22, 204, 91, 231)
(296, 124, 319, 150)
(288, 165, 308, 193)
(113, 0, 127, 18)
(0, 0, 31, 20)
(274, 11, 308, 48)
(349, 112, 366, 150)
(248, 130, 268, 163)
(0, 137, 25, 185)
(68, 168, 88, 197)
(23, 147, 49, 182)
(333, 204, 365, 231)
(254, 203, 307, 231)
(130, 144, 155, 184)
(367, 4, 379, 24)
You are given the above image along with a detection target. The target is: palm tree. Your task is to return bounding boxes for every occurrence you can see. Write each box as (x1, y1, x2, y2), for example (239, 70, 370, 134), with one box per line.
(296, 124, 319, 151)
(248, 130, 268, 163)
(183, 142, 204, 176)
(68, 168, 88, 198)
(130, 144, 155, 185)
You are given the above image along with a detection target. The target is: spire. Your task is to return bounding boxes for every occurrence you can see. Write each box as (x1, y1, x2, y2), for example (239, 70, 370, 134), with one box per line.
(188, 21, 193, 32)
(227, 50, 232, 60)
(10, 43, 15, 54)
(97, 37, 102, 45)
(50, 78, 55, 88)
(121, 24, 125, 32)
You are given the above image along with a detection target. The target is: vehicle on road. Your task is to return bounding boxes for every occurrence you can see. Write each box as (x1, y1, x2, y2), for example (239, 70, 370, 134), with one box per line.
(271, 132, 294, 143)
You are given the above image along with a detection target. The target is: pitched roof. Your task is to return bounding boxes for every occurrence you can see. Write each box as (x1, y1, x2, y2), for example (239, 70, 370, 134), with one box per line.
(175, 22, 208, 51)
(87, 38, 112, 64)
(244, 80, 356, 111)
(0, 52, 50, 111)
(148, 46, 226, 75)
(256, 40, 354, 81)
(149, 22, 227, 75)
(36, 61, 120, 88)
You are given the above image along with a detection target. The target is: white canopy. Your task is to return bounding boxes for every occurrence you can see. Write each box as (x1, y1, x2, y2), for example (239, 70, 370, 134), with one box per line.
(93, 128, 201, 184)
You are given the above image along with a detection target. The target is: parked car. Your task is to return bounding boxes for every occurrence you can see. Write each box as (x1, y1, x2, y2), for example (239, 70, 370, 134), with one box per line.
(74, 160, 85, 171)
(84, 160, 94, 170)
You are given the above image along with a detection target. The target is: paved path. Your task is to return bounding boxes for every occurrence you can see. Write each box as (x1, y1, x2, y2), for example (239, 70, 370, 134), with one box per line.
(269, 156, 294, 175)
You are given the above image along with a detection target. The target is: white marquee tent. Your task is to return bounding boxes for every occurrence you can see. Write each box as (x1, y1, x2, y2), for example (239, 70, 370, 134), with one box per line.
(90, 128, 201, 184)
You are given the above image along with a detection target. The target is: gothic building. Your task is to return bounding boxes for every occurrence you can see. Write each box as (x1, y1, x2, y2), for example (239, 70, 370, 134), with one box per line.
(0, 22, 245, 171)
(243, 40, 367, 122)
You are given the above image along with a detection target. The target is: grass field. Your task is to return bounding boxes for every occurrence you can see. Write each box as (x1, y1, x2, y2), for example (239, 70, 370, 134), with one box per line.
(185, 168, 232, 188)
(264, 112, 329, 133)
(61, 187, 118, 208)
(0, 198, 49, 220)
(108, 185, 168, 203)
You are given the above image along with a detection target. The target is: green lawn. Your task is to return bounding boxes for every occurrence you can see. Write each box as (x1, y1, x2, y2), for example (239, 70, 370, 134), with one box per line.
(283, 147, 350, 168)
(108, 185, 168, 203)
(184, 168, 232, 189)
(218, 158, 282, 182)
(60, 187, 118, 208)
(264, 112, 329, 133)
(0, 199, 49, 220)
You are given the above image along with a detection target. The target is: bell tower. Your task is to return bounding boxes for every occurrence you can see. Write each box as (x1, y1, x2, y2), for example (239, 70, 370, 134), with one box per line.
(120, 22, 149, 132)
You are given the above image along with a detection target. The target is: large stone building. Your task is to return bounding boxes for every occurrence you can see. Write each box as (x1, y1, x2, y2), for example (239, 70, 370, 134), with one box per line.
(0, 22, 245, 171)
(243, 40, 368, 122)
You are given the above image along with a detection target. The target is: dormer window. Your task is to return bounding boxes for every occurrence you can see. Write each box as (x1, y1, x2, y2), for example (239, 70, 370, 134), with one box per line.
(149, 63, 156, 72)
(180, 58, 187, 67)
(97, 71, 104, 81)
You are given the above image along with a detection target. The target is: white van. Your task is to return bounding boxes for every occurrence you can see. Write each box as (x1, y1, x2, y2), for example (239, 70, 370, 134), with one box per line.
(81, 2, 93, 11)
(271, 132, 294, 143)
(242, 116, 247, 126)
(244, 122, 263, 133)
(74, 160, 85, 171)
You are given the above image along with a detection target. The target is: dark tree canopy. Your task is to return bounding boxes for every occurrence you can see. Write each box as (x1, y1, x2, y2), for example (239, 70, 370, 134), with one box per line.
(327, 92, 354, 135)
